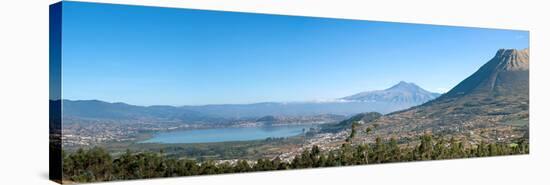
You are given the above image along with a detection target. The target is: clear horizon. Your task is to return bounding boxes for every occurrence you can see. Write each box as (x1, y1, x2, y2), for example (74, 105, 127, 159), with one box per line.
(61, 2, 529, 106)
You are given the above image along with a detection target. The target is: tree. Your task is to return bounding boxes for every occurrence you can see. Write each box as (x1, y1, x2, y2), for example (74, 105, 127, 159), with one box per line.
(340, 143, 354, 165)
(347, 121, 359, 143)
(361, 126, 374, 164)
(388, 138, 401, 162)
(325, 152, 338, 167)
(418, 134, 434, 160)
(61, 135, 529, 183)
(373, 137, 386, 163)
(366, 127, 372, 134)
(234, 160, 251, 172)
(199, 160, 218, 175)
(433, 139, 446, 160)
(271, 157, 288, 170)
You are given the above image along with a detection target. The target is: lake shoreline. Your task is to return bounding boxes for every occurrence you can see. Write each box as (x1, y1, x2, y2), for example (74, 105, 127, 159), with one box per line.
(138, 124, 317, 144)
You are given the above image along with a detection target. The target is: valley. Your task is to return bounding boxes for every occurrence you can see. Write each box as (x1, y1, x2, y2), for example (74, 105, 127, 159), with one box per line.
(61, 80, 439, 150)
(59, 48, 529, 183)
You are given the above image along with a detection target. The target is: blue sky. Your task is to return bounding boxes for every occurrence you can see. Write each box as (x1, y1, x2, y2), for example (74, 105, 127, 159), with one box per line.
(60, 1, 529, 106)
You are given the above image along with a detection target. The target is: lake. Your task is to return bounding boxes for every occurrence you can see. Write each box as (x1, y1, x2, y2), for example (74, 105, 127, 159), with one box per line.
(140, 124, 314, 144)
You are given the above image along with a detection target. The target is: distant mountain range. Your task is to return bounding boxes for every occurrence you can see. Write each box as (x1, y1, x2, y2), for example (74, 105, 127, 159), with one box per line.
(61, 82, 441, 123)
(62, 99, 221, 124)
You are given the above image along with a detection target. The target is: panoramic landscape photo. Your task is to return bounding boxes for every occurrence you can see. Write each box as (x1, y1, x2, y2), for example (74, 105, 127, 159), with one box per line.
(50, 1, 529, 184)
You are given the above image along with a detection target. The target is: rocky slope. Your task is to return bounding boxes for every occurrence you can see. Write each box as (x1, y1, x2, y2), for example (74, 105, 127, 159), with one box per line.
(342, 49, 529, 145)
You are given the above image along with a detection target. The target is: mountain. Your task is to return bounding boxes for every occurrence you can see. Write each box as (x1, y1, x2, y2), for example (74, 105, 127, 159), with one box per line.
(342, 81, 441, 104)
(62, 99, 222, 124)
(342, 48, 529, 144)
(184, 82, 439, 117)
(439, 48, 529, 99)
(62, 82, 439, 122)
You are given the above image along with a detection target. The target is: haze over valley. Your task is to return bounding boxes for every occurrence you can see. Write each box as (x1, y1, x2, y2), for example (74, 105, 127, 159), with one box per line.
(61, 81, 440, 147)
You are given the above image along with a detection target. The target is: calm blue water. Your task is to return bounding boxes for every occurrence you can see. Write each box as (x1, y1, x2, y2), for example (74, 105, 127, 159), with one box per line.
(141, 125, 314, 144)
